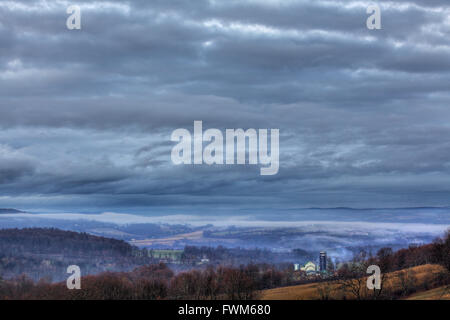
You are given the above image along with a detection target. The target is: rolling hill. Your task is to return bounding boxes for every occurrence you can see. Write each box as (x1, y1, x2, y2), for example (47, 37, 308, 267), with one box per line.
(405, 286, 450, 300)
(0, 208, 25, 214)
(261, 264, 449, 300)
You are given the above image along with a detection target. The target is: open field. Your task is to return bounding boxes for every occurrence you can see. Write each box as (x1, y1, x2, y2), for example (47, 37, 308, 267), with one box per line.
(130, 231, 204, 246)
(406, 286, 450, 300)
(129, 230, 240, 247)
(261, 264, 448, 300)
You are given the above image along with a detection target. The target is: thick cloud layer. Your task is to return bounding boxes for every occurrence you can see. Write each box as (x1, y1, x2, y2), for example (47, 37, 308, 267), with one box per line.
(0, 0, 450, 214)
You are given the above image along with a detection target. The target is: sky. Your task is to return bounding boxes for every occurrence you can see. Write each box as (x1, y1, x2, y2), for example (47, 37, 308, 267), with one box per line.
(1, 0, 450, 216)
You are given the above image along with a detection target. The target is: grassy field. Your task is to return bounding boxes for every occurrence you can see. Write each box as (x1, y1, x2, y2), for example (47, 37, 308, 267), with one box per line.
(406, 286, 450, 300)
(261, 264, 448, 300)
(130, 231, 204, 246)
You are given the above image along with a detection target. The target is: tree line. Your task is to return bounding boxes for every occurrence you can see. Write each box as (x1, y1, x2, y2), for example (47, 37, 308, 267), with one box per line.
(0, 262, 292, 300)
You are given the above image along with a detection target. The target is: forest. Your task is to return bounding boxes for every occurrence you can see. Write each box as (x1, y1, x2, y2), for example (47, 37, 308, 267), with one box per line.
(0, 228, 151, 281)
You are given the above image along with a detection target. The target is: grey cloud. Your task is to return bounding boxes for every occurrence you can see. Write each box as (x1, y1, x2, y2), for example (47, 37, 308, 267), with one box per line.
(0, 145, 36, 183)
(0, 0, 450, 212)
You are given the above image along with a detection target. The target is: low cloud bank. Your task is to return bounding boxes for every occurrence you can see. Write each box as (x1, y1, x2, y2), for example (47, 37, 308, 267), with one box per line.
(1, 211, 448, 235)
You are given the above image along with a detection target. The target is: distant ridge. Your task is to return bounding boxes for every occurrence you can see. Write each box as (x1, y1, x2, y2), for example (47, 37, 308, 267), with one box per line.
(293, 206, 450, 211)
(0, 208, 26, 214)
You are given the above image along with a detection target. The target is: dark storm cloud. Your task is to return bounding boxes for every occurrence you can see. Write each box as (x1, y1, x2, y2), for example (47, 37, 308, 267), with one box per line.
(0, 0, 450, 212)
(0, 145, 36, 183)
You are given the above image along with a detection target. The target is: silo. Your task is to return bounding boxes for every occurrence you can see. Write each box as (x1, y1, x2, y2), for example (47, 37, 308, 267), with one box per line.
(320, 251, 327, 271)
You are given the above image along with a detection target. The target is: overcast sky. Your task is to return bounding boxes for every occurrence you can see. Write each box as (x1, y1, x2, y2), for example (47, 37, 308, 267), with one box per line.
(0, 0, 450, 216)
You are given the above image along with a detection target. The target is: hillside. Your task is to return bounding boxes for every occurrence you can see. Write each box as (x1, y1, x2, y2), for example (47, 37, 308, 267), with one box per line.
(405, 286, 450, 300)
(0, 228, 135, 255)
(261, 264, 449, 300)
(0, 208, 25, 214)
(0, 228, 150, 281)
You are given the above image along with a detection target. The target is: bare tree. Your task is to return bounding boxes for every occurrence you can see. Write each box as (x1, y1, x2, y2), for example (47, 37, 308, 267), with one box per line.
(336, 251, 369, 300)
(397, 269, 417, 297)
(316, 281, 334, 300)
